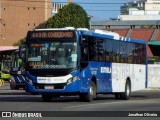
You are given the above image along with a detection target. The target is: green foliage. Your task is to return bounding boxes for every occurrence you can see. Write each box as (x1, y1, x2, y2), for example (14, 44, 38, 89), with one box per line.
(13, 38, 26, 47)
(46, 3, 90, 29)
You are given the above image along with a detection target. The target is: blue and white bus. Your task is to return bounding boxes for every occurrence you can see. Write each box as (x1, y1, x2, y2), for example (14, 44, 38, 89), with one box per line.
(25, 27, 147, 102)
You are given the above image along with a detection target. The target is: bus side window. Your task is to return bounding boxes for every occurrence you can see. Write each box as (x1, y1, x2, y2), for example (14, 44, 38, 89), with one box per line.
(80, 37, 89, 70)
(112, 41, 120, 63)
(87, 37, 94, 61)
(104, 39, 112, 62)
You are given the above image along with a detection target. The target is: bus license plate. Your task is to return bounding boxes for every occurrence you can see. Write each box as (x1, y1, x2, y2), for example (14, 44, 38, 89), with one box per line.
(44, 85, 54, 89)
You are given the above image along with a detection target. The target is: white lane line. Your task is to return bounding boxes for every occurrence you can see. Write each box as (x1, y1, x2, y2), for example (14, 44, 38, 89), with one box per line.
(63, 98, 160, 110)
(64, 101, 128, 110)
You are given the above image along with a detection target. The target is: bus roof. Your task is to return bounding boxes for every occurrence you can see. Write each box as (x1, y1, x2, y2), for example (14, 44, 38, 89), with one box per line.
(28, 27, 89, 32)
(30, 28, 72, 31)
(28, 28, 146, 44)
(81, 29, 146, 44)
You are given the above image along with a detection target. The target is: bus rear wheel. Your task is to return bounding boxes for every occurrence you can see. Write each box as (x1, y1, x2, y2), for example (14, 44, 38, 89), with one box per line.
(121, 81, 131, 100)
(80, 81, 96, 102)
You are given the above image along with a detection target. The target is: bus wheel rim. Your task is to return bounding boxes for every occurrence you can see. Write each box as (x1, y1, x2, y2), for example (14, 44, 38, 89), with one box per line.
(126, 84, 130, 96)
(90, 86, 93, 96)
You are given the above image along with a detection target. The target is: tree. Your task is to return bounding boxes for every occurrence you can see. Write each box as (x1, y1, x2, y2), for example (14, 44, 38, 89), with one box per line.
(13, 38, 26, 47)
(46, 3, 90, 29)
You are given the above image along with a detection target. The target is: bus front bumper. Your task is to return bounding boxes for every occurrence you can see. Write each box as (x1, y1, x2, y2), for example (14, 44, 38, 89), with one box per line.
(25, 80, 81, 95)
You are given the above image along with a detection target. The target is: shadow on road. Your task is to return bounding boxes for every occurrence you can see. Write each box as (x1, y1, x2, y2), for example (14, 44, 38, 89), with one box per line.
(0, 91, 28, 95)
(0, 93, 152, 103)
(0, 83, 159, 102)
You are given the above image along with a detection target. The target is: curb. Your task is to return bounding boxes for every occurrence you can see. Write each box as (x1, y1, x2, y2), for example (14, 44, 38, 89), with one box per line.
(144, 87, 160, 90)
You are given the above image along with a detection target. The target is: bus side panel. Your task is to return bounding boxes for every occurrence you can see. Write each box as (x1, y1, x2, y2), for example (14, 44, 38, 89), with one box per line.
(112, 63, 146, 92)
(80, 62, 112, 93)
(112, 63, 127, 92)
(132, 64, 146, 91)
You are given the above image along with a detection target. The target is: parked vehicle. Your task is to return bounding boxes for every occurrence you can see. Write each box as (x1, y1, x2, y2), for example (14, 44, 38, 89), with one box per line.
(9, 49, 26, 90)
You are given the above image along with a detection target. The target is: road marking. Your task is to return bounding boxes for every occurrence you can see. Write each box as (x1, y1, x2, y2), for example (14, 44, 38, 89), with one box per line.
(63, 98, 160, 110)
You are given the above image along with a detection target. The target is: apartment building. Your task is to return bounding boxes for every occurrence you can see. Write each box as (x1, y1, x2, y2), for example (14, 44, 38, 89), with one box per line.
(119, 0, 160, 20)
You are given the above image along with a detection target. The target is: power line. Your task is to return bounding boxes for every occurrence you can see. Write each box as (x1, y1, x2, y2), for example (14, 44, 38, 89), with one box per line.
(3, 0, 160, 4)
(2, 0, 160, 12)
(2, 4, 120, 12)
(4, 0, 125, 4)
(85, 9, 120, 11)
(2, 2, 121, 12)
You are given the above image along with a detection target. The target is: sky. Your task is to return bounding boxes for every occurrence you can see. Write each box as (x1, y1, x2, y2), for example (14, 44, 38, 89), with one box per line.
(53, 0, 135, 21)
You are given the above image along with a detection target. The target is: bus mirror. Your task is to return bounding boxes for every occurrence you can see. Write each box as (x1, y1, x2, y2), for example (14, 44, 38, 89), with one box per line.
(81, 36, 87, 44)
(19, 48, 25, 60)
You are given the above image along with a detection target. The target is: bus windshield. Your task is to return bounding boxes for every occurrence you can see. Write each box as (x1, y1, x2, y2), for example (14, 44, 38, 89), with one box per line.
(1, 57, 12, 73)
(11, 50, 24, 72)
(27, 41, 78, 69)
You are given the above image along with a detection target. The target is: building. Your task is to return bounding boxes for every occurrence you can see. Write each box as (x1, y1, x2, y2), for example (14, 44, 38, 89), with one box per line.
(0, 0, 52, 46)
(52, 3, 65, 16)
(119, 0, 160, 20)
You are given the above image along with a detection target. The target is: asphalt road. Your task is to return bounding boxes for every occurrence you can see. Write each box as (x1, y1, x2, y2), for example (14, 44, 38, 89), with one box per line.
(0, 81, 160, 120)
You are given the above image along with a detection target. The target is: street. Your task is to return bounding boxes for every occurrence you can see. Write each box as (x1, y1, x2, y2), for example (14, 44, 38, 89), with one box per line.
(0, 82, 160, 120)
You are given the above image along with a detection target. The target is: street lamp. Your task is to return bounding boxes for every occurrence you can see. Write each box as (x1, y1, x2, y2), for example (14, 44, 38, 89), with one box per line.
(88, 15, 93, 30)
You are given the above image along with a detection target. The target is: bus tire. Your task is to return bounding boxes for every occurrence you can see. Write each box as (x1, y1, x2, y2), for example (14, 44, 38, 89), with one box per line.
(115, 93, 121, 99)
(42, 94, 52, 102)
(121, 81, 131, 100)
(84, 81, 96, 102)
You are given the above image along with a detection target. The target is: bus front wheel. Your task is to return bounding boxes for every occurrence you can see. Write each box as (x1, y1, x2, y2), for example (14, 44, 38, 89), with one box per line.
(80, 81, 96, 102)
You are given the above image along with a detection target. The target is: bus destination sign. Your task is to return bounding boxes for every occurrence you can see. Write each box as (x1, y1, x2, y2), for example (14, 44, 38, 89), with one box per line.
(30, 31, 74, 39)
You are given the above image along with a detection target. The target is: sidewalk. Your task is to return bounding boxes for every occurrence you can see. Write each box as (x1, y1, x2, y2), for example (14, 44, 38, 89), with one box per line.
(145, 87, 160, 90)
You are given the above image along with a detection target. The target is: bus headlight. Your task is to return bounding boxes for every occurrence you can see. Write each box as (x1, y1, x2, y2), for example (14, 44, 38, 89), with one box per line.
(26, 77, 33, 85)
(67, 76, 78, 85)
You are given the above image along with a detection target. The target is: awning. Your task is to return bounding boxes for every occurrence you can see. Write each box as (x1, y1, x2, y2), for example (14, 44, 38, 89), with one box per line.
(148, 41, 160, 45)
(0, 46, 19, 52)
